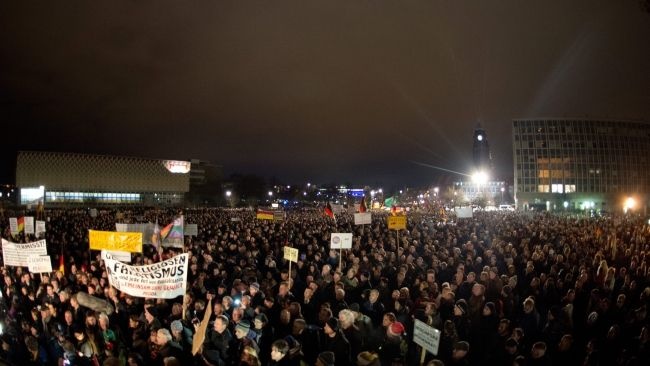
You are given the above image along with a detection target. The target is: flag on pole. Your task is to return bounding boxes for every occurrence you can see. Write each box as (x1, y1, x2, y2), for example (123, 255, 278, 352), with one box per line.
(151, 219, 161, 249)
(324, 202, 335, 219)
(161, 215, 184, 248)
(59, 255, 65, 274)
(359, 196, 367, 213)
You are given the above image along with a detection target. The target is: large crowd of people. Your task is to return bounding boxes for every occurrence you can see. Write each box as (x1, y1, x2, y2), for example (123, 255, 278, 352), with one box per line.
(0, 206, 649, 366)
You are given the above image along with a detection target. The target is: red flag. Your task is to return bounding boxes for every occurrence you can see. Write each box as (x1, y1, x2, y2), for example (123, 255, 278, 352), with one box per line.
(324, 202, 335, 219)
(359, 196, 367, 213)
(58, 255, 65, 274)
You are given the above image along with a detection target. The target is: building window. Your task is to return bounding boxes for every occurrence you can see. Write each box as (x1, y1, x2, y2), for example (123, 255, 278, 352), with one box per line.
(538, 185, 550, 193)
(551, 184, 563, 193)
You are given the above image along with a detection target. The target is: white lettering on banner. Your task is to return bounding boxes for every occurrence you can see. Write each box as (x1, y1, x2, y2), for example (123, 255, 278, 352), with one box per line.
(104, 253, 189, 299)
(1, 239, 48, 267)
(28, 255, 52, 273)
(413, 319, 441, 355)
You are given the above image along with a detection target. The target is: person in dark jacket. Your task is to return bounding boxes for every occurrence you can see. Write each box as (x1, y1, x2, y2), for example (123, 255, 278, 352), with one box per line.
(203, 315, 234, 365)
(322, 318, 351, 366)
(155, 329, 184, 366)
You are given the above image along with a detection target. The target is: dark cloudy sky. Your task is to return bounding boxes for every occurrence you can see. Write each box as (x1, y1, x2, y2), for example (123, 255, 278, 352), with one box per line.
(1, 1, 649, 187)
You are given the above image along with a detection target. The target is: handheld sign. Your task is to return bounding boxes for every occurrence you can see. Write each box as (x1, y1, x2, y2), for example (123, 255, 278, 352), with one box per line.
(28, 255, 52, 273)
(330, 233, 353, 249)
(354, 212, 372, 225)
(413, 319, 441, 355)
(283, 246, 299, 263)
(387, 216, 407, 230)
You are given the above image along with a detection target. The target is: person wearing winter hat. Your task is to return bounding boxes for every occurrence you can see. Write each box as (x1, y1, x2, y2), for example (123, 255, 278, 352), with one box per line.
(316, 351, 335, 366)
(323, 317, 351, 366)
(235, 320, 252, 339)
(387, 321, 405, 337)
(454, 299, 468, 315)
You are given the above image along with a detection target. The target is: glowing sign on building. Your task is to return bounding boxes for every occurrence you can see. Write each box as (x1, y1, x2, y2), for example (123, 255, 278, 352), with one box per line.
(163, 160, 191, 174)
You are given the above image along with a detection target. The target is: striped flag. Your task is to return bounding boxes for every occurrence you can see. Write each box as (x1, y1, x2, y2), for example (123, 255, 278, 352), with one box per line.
(324, 202, 335, 219)
(359, 196, 367, 213)
(17, 216, 25, 233)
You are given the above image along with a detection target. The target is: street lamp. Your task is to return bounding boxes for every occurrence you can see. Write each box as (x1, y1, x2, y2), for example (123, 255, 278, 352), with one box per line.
(500, 187, 505, 203)
(225, 190, 232, 198)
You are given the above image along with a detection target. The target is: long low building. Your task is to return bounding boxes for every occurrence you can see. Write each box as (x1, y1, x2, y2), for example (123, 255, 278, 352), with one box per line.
(512, 118, 650, 213)
(16, 151, 190, 206)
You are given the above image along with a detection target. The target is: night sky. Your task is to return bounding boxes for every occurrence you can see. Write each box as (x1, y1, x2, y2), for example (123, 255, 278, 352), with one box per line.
(1, 1, 649, 187)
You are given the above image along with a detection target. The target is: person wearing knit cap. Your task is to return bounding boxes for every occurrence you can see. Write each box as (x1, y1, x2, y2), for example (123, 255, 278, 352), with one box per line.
(169, 320, 193, 356)
(453, 299, 471, 341)
(388, 321, 405, 336)
(235, 320, 252, 339)
(323, 317, 351, 366)
(316, 351, 335, 366)
(380, 318, 406, 365)
(454, 299, 468, 315)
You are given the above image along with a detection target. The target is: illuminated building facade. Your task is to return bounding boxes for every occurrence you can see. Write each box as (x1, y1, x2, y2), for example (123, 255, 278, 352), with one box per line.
(16, 151, 190, 206)
(512, 119, 650, 212)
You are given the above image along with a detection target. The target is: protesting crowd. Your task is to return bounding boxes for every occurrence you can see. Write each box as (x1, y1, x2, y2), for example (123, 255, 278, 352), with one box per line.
(0, 206, 649, 366)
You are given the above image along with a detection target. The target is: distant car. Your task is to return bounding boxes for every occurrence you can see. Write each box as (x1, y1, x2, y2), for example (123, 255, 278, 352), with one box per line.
(499, 204, 515, 211)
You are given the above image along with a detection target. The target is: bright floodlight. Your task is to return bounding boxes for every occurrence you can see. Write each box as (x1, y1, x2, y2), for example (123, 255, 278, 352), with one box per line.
(225, 190, 232, 197)
(268, 191, 273, 197)
(624, 197, 636, 212)
(471, 171, 489, 185)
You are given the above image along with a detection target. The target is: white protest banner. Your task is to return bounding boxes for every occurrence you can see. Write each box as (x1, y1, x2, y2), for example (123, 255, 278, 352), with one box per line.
(330, 233, 353, 249)
(101, 250, 132, 263)
(184, 224, 198, 236)
(9, 218, 18, 236)
(1, 239, 48, 267)
(354, 212, 372, 225)
(24, 217, 35, 235)
(28, 255, 52, 273)
(455, 206, 473, 218)
(283, 246, 299, 263)
(90, 209, 98, 218)
(331, 204, 345, 214)
(273, 212, 285, 222)
(115, 223, 128, 232)
(35, 220, 46, 236)
(414, 319, 441, 355)
(104, 252, 189, 299)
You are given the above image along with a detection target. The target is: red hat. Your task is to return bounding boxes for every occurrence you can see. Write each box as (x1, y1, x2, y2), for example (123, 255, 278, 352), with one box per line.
(389, 321, 405, 335)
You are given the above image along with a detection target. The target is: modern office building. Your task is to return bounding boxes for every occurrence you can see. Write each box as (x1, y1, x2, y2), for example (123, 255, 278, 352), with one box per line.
(512, 119, 650, 212)
(186, 159, 224, 205)
(16, 151, 190, 206)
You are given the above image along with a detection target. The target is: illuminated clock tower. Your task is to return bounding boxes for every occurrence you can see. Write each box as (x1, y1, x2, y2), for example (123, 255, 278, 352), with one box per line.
(472, 125, 492, 173)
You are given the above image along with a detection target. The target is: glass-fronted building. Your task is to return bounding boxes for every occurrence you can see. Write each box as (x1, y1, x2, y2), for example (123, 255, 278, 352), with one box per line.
(512, 119, 650, 212)
(16, 151, 190, 206)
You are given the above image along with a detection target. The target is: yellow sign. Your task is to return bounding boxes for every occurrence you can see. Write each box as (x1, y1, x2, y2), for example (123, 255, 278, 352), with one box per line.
(89, 230, 143, 253)
(283, 246, 299, 263)
(387, 216, 407, 230)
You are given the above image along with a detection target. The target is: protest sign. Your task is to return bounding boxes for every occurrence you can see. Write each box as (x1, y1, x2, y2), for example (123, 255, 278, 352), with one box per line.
(35, 220, 46, 236)
(387, 216, 407, 230)
(283, 246, 299, 263)
(9, 218, 18, 236)
(184, 224, 198, 236)
(28, 255, 52, 273)
(330, 233, 353, 249)
(1, 239, 48, 267)
(104, 252, 189, 299)
(414, 319, 441, 355)
(101, 250, 132, 263)
(24, 217, 35, 235)
(354, 212, 372, 225)
(89, 230, 143, 253)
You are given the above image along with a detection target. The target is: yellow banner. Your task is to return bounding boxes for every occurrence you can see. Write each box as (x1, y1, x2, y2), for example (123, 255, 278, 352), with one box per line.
(387, 216, 407, 230)
(89, 230, 143, 253)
